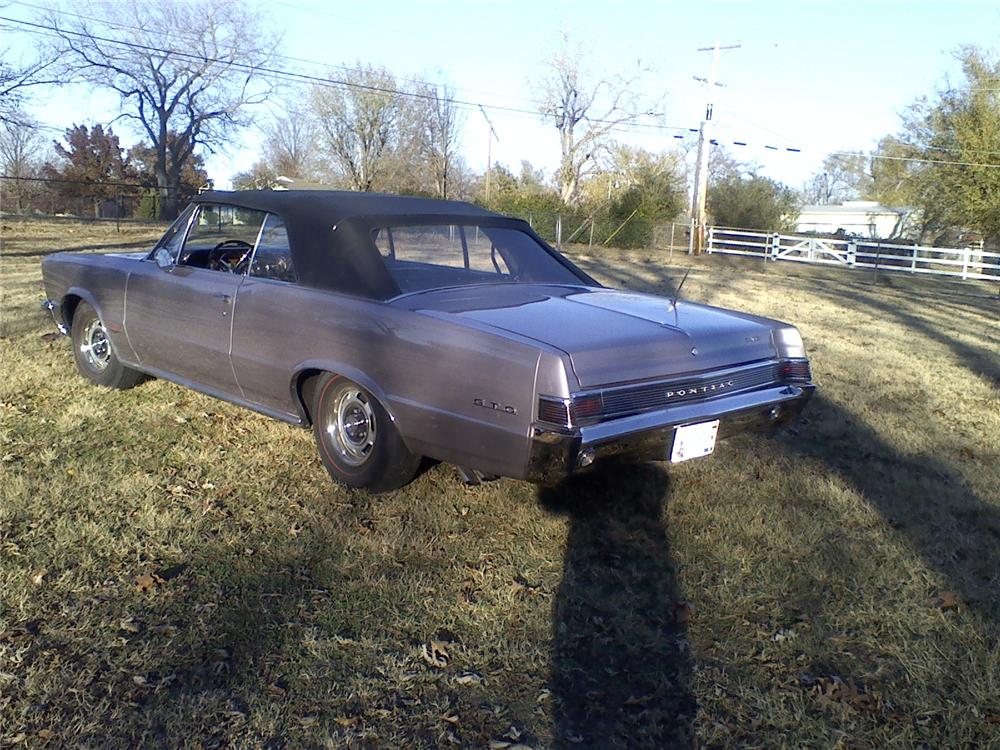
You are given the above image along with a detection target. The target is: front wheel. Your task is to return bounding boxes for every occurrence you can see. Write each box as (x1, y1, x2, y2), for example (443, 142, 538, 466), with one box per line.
(311, 374, 420, 493)
(70, 302, 144, 389)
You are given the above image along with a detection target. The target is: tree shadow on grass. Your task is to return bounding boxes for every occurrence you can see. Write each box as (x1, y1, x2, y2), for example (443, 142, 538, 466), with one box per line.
(539, 463, 695, 749)
(780, 393, 1000, 623)
(808, 283, 1000, 388)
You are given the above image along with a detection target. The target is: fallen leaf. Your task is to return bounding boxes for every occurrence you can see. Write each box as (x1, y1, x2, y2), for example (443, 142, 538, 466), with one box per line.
(674, 600, 694, 624)
(333, 716, 357, 728)
(421, 640, 450, 669)
(501, 725, 523, 742)
(929, 591, 959, 611)
(119, 617, 142, 634)
(37, 729, 55, 740)
(455, 671, 483, 686)
(440, 713, 460, 726)
(134, 573, 158, 591)
(773, 627, 798, 642)
(31, 568, 47, 586)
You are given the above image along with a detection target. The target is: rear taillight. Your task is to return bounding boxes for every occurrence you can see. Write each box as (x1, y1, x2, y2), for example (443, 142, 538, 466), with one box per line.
(538, 393, 605, 428)
(538, 397, 571, 427)
(570, 394, 603, 423)
(779, 359, 812, 383)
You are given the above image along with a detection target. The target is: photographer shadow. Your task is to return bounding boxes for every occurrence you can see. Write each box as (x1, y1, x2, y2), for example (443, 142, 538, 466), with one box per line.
(539, 463, 696, 749)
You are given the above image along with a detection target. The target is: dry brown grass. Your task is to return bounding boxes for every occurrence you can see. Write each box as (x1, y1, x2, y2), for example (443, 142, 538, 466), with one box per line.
(1, 218, 999, 749)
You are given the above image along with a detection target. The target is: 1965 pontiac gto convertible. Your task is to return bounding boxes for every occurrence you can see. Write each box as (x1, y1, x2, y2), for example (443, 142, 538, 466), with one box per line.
(41, 191, 814, 491)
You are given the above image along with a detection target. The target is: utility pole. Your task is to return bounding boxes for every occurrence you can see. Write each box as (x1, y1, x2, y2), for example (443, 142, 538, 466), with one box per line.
(479, 105, 499, 204)
(690, 40, 739, 254)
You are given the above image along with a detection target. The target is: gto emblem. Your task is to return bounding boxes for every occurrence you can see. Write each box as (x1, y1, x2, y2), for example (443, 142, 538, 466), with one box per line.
(473, 398, 517, 415)
(665, 379, 735, 399)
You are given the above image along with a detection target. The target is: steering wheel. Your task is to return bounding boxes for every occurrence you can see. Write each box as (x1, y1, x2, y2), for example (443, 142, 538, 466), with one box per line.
(208, 240, 254, 273)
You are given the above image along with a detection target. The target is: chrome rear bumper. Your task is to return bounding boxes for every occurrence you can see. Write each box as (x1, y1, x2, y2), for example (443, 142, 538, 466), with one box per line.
(526, 383, 815, 484)
(41, 299, 69, 335)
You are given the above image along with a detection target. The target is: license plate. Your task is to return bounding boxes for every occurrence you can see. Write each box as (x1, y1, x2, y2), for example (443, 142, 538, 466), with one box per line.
(670, 420, 720, 463)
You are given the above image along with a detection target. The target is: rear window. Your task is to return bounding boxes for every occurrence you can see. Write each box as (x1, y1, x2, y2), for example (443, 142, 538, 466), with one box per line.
(373, 224, 582, 294)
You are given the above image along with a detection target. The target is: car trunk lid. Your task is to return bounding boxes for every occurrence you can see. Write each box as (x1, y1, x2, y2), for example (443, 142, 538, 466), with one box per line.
(398, 285, 778, 388)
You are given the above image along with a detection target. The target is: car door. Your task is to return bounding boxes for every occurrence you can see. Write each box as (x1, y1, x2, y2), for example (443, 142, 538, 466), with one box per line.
(125, 203, 265, 396)
(229, 212, 309, 413)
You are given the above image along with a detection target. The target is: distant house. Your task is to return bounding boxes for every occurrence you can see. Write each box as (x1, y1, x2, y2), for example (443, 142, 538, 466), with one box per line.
(796, 201, 908, 239)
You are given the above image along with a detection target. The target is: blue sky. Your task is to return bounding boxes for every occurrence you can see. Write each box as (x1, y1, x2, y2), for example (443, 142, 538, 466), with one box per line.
(4, 0, 1000, 190)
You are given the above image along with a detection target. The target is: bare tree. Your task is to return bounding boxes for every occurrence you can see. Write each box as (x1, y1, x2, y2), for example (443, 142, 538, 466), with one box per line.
(312, 65, 400, 192)
(0, 39, 61, 126)
(0, 115, 48, 211)
(262, 99, 320, 179)
(537, 36, 654, 206)
(46, 0, 279, 218)
(413, 84, 463, 199)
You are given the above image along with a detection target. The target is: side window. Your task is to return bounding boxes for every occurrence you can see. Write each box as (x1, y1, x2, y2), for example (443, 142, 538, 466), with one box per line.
(374, 225, 511, 275)
(250, 214, 297, 283)
(179, 204, 266, 273)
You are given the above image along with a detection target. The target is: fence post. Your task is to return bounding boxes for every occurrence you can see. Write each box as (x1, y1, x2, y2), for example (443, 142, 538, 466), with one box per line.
(555, 213, 562, 250)
(705, 225, 713, 254)
(911, 246, 917, 274)
(962, 247, 970, 280)
(528, 212, 533, 229)
(687, 219, 695, 255)
(847, 240, 856, 267)
(769, 233, 781, 262)
(668, 222, 675, 260)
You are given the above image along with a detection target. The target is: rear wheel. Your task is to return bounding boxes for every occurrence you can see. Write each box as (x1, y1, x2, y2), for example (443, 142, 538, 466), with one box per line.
(71, 302, 144, 389)
(311, 373, 420, 492)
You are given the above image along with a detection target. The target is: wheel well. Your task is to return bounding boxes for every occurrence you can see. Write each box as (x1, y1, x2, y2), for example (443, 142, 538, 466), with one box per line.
(62, 294, 84, 331)
(293, 368, 327, 426)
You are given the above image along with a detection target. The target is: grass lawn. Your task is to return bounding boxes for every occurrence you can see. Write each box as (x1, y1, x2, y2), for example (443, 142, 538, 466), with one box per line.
(1, 218, 999, 749)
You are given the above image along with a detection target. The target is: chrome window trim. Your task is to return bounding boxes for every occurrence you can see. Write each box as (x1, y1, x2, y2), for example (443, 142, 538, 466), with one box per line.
(146, 204, 198, 263)
(247, 212, 298, 284)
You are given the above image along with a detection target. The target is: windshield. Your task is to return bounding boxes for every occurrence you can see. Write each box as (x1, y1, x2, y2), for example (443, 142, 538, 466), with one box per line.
(373, 224, 585, 295)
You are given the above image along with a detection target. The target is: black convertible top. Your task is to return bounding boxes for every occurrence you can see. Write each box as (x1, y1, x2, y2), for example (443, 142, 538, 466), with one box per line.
(193, 190, 531, 299)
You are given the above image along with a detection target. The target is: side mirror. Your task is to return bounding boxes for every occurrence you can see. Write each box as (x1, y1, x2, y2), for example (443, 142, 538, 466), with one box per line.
(154, 247, 174, 269)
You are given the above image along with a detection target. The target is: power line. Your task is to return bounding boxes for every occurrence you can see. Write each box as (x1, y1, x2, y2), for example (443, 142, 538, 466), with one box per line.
(9, 13, 1000, 175)
(8, 0, 547, 112)
(0, 14, 694, 138)
(0, 174, 186, 190)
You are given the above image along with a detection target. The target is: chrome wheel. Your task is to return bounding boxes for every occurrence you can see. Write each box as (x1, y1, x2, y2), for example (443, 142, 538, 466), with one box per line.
(325, 385, 377, 466)
(80, 317, 111, 371)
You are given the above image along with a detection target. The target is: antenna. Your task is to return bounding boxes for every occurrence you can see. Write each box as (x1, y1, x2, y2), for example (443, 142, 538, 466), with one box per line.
(671, 269, 691, 308)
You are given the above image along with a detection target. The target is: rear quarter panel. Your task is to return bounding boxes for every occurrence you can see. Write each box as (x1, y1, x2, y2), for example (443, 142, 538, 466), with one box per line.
(230, 282, 552, 479)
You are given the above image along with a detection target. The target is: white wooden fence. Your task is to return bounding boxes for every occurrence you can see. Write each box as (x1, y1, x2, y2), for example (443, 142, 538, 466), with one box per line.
(706, 227, 1000, 282)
